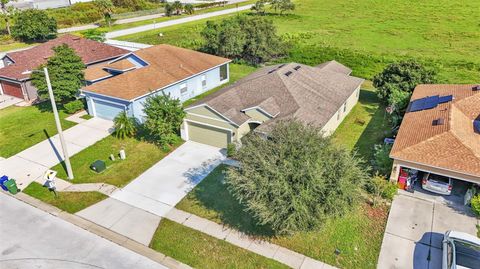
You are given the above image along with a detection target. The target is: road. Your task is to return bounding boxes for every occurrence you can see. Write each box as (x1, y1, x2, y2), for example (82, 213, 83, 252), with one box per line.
(0, 193, 168, 269)
(106, 4, 252, 39)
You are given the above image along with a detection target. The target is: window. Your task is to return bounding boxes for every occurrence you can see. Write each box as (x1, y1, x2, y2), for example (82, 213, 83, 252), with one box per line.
(180, 83, 187, 95)
(343, 102, 347, 112)
(220, 64, 228, 81)
(201, 75, 207, 88)
(337, 110, 340, 121)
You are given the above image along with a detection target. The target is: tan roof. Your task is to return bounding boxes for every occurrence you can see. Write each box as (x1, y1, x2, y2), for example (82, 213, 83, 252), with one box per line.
(83, 44, 231, 100)
(84, 65, 111, 81)
(188, 62, 364, 129)
(105, 59, 136, 71)
(0, 34, 127, 81)
(390, 84, 480, 177)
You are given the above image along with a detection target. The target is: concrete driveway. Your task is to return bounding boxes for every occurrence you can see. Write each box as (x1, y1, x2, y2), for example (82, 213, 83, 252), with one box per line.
(0, 193, 167, 269)
(377, 192, 479, 269)
(0, 95, 22, 109)
(0, 118, 113, 188)
(76, 141, 224, 245)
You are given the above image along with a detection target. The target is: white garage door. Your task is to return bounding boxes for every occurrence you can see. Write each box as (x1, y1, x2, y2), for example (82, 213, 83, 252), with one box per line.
(93, 99, 125, 120)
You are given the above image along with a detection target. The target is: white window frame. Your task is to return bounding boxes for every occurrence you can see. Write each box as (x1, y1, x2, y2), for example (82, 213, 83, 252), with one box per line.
(180, 83, 188, 95)
(343, 102, 347, 112)
(201, 74, 207, 88)
(337, 110, 341, 121)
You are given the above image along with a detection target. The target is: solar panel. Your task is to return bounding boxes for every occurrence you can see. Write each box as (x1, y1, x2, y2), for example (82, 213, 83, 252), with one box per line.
(423, 95, 439, 110)
(439, 95, 453, 103)
(409, 98, 426, 112)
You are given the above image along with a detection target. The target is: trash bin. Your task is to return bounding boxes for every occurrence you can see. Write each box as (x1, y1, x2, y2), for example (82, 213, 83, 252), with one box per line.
(5, 179, 19, 194)
(90, 160, 106, 173)
(0, 175, 8, 191)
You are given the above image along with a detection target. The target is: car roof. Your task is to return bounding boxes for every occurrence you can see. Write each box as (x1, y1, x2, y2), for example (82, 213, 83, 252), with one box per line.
(447, 231, 480, 245)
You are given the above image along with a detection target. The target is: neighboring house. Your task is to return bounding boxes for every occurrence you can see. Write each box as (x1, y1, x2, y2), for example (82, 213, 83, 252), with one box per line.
(80, 44, 231, 121)
(0, 34, 128, 102)
(8, 0, 92, 10)
(182, 61, 364, 148)
(390, 84, 480, 185)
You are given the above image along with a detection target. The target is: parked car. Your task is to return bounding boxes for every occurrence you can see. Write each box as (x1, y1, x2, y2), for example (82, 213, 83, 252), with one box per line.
(442, 230, 480, 269)
(421, 173, 452, 195)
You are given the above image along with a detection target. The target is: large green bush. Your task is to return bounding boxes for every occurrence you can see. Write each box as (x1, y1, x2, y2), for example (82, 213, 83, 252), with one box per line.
(63, 100, 84, 114)
(47, 3, 103, 27)
(11, 9, 57, 41)
(367, 174, 397, 206)
(226, 120, 367, 235)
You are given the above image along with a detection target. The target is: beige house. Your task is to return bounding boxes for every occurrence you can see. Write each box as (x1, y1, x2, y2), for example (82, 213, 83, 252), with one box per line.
(389, 84, 480, 185)
(182, 61, 364, 148)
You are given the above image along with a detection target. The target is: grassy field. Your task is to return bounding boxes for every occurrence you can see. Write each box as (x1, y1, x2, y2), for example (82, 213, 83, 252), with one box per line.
(118, 0, 480, 83)
(176, 165, 389, 269)
(51, 135, 183, 187)
(23, 182, 107, 213)
(150, 219, 289, 269)
(0, 104, 76, 158)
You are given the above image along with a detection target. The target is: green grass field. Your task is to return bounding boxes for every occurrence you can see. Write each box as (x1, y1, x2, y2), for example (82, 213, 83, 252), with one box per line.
(0, 104, 76, 158)
(23, 182, 107, 213)
(150, 219, 289, 269)
(118, 0, 480, 83)
(51, 135, 183, 187)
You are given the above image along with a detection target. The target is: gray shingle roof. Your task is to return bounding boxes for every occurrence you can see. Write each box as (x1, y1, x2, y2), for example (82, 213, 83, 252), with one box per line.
(188, 62, 364, 129)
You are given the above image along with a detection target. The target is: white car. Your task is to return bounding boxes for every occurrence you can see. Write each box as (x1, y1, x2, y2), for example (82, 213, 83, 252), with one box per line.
(422, 173, 452, 195)
(442, 230, 480, 269)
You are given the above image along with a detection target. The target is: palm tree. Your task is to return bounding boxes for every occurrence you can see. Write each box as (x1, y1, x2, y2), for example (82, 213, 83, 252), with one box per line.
(171, 1, 183, 15)
(113, 111, 136, 139)
(184, 3, 194, 15)
(94, 0, 114, 27)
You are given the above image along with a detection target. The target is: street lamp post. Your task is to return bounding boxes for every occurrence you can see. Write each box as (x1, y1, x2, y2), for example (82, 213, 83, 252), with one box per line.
(43, 67, 74, 180)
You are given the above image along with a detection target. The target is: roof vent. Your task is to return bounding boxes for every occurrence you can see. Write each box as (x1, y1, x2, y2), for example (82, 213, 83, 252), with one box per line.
(432, 118, 444, 126)
(285, 71, 293, 77)
(293, 66, 301, 70)
(473, 85, 480, 91)
(72, 36, 81, 40)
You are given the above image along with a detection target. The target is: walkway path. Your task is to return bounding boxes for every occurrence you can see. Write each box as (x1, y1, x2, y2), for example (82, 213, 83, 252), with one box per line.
(0, 118, 113, 189)
(106, 4, 252, 38)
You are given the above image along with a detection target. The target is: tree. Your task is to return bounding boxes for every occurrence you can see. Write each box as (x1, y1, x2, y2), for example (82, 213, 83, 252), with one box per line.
(81, 28, 106, 42)
(201, 16, 286, 65)
(113, 111, 136, 139)
(184, 3, 194, 15)
(11, 9, 57, 41)
(31, 44, 85, 104)
(0, 0, 15, 35)
(226, 120, 367, 234)
(164, 2, 173, 16)
(171, 1, 183, 15)
(142, 93, 185, 147)
(271, 0, 295, 14)
(94, 0, 114, 27)
(112, 0, 145, 10)
(251, 0, 266, 15)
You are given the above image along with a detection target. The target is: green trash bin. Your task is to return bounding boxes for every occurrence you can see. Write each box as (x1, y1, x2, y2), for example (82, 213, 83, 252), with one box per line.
(90, 160, 106, 173)
(5, 179, 19, 194)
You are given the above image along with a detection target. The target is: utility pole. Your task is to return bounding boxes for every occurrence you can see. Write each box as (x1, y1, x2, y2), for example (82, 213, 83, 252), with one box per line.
(44, 67, 74, 180)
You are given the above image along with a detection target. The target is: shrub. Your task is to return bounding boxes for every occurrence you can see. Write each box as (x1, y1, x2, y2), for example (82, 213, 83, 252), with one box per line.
(226, 143, 236, 157)
(373, 144, 393, 176)
(63, 100, 84, 114)
(11, 9, 57, 41)
(367, 174, 397, 206)
(226, 120, 367, 235)
(113, 111, 136, 139)
(471, 195, 480, 217)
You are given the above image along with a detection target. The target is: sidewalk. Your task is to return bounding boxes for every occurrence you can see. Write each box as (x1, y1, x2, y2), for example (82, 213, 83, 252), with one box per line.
(106, 4, 252, 38)
(0, 118, 113, 189)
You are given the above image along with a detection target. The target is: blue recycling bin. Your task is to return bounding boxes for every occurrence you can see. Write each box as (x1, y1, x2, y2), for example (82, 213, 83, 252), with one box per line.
(0, 175, 9, 191)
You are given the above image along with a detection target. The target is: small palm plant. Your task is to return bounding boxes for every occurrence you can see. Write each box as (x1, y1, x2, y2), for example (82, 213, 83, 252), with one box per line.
(171, 1, 183, 15)
(113, 111, 136, 139)
(184, 4, 194, 15)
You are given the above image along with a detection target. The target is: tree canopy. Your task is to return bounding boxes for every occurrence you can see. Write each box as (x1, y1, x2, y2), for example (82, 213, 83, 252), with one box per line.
(31, 44, 85, 104)
(142, 93, 185, 147)
(11, 9, 57, 41)
(201, 15, 286, 65)
(226, 120, 367, 234)
(94, 0, 114, 27)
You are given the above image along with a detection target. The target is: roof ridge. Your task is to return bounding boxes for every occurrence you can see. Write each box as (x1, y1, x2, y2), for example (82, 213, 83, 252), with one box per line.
(448, 129, 480, 159)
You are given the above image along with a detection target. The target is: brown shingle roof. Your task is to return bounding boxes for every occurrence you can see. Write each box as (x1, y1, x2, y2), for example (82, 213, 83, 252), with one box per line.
(82, 44, 231, 100)
(0, 34, 128, 81)
(84, 65, 112, 82)
(105, 59, 136, 71)
(188, 62, 364, 129)
(390, 84, 480, 177)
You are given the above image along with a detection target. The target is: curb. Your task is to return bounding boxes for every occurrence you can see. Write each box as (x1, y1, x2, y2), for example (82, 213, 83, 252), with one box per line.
(9, 192, 192, 269)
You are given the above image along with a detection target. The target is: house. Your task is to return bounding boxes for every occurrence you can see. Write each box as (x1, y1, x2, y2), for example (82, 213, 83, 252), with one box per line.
(0, 34, 128, 102)
(182, 61, 364, 148)
(389, 84, 480, 186)
(80, 44, 231, 121)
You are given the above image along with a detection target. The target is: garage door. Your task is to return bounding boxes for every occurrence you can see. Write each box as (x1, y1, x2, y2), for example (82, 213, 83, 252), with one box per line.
(93, 99, 124, 120)
(1, 81, 23, 99)
(187, 121, 231, 148)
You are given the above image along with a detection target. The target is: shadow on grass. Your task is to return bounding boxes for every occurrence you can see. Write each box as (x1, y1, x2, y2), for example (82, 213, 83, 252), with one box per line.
(185, 165, 275, 237)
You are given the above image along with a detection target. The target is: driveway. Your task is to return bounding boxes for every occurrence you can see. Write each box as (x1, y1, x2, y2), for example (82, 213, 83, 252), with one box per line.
(0, 193, 167, 269)
(0, 95, 22, 109)
(0, 118, 113, 189)
(76, 141, 224, 244)
(377, 191, 479, 269)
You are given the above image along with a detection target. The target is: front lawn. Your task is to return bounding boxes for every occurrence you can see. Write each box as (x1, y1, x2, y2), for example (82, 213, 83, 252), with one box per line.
(0, 103, 77, 158)
(176, 165, 389, 269)
(51, 135, 183, 187)
(23, 182, 107, 213)
(150, 219, 288, 269)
